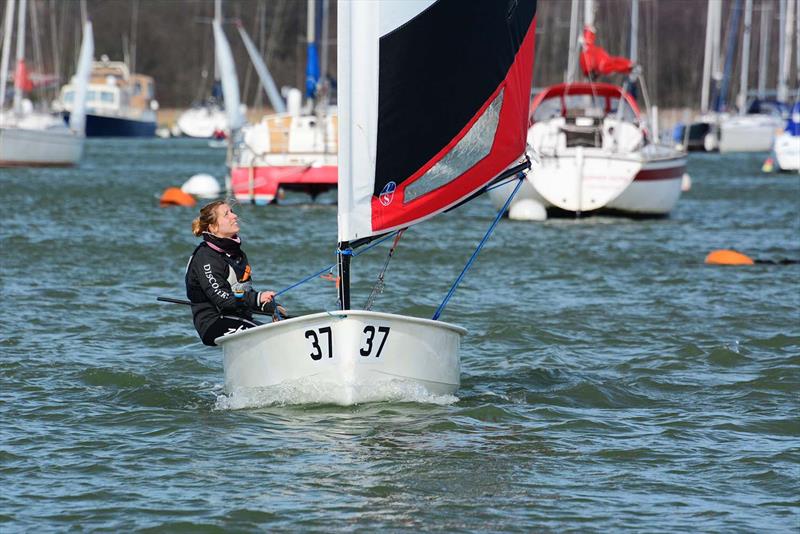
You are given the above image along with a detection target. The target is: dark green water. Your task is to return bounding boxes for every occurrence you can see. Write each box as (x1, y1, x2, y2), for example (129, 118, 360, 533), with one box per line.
(2, 139, 798, 531)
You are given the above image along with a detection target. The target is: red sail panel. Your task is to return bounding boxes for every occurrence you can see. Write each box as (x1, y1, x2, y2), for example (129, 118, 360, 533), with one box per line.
(368, 2, 537, 234)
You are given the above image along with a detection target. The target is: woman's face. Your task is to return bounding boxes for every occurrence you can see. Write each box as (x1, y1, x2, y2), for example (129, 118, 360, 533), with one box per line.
(209, 203, 240, 238)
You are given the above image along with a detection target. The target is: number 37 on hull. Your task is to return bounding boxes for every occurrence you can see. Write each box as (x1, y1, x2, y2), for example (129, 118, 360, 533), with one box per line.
(216, 310, 467, 402)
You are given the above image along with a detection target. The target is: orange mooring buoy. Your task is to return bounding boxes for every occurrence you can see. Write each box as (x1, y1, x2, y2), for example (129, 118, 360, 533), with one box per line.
(160, 187, 196, 207)
(705, 249, 755, 265)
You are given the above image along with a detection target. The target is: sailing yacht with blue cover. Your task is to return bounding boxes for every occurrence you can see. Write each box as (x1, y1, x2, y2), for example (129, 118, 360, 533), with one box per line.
(774, 102, 800, 172)
(216, 0, 537, 404)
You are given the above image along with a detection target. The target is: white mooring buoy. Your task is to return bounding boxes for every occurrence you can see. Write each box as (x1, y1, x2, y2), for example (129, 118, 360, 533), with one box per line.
(508, 199, 547, 221)
(181, 174, 221, 199)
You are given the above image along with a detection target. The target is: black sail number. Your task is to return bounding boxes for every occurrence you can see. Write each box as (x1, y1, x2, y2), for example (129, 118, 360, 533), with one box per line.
(305, 326, 332, 360)
(360, 326, 390, 358)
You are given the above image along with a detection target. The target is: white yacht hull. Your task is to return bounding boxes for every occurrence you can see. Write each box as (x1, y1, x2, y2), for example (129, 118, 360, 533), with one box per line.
(176, 107, 228, 138)
(216, 310, 466, 405)
(719, 114, 784, 153)
(774, 133, 800, 172)
(491, 149, 685, 216)
(0, 126, 83, 166)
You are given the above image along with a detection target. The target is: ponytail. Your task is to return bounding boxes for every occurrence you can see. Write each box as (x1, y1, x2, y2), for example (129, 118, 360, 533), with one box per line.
(192, 200, 226, 237)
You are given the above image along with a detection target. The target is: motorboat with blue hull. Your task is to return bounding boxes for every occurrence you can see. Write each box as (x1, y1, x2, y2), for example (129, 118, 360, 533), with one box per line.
(56, 56, 158, 138)
(63, 111, 156, 137)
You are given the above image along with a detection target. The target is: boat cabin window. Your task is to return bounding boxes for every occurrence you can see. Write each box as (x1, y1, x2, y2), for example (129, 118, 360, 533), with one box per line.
(532, 92, 640, 124)
(607, 97, 637, 122)
(132, 81, 142, 96)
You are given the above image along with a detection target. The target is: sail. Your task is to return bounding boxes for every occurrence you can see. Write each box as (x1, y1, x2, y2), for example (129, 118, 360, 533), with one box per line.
(213, 20, 244, 132)
(338, 0, 537, 244)
(236, 23, 286, 113)
(69, 22, 94, 134)
(579, 26, 634, 78)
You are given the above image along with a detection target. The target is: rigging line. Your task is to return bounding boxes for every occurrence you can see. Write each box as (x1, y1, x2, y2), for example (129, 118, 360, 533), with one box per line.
(274, 263, 335, 298)
(432, 173, 526, 321)
(364, 229, 405, 311)
(273, 230, 402, 298)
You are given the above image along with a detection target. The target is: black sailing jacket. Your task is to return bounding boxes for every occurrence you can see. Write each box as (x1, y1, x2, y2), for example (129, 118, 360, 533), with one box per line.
(184, 242, 274, 343)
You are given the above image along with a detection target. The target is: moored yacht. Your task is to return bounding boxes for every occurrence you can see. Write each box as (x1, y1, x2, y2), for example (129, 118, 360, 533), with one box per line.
(489, 82, 686, 218)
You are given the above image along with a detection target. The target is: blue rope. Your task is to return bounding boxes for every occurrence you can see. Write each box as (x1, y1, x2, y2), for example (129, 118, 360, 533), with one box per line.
(275, 263, 335, 298)
(432, 173, 526, 321)
(351, 231, 399, 257)
(273, 230, 401, 298)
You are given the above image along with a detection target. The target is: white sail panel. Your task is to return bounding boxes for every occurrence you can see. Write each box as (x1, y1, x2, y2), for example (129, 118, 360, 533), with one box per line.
(338, 1, 439, 243)
(338, 0, 379, 243)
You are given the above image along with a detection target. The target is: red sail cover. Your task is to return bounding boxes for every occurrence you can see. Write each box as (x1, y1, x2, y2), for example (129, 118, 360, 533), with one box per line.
(579, 26, 633, 78)
(14, 60, 33, 92)
(367, 0, 537, 236)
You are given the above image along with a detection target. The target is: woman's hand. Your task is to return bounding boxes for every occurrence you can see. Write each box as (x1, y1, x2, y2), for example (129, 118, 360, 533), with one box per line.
(259, 291, 275, 304)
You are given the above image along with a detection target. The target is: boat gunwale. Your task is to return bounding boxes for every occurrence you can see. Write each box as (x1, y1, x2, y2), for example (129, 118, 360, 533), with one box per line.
(215, 309, 468, 346)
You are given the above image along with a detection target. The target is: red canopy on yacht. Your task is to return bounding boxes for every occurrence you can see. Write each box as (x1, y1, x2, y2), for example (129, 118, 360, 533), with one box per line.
(529, 82, 642, 123)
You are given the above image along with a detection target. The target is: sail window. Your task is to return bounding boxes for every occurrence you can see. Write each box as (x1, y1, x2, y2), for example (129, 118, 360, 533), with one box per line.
(404, 89, 504, 203)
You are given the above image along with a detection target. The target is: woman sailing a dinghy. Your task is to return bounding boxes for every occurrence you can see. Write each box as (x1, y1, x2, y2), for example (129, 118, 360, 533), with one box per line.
(185, 200, 279, 346)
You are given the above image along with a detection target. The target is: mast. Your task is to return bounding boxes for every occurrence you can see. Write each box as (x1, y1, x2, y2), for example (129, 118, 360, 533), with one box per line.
(715, 0, 742, 112)
(337, 243, 350, 310)
(12, 0, 26, 113)
(213, 0, 221, 82)
(565, 0, 579, 83)
(778, 0, 795, 102)
(317, 0, 329, 151)
(130, 0, 138, 75)
(710, 0, 722, 110)
(757, 1, 771, 99)
(0, 0, 16, 111)
(737, 0, 752, 113)
(49, 0, 60, 104)
(584, 0, 595, 28)
(629, 0, 639, 65)
(701, 0, 716, 112)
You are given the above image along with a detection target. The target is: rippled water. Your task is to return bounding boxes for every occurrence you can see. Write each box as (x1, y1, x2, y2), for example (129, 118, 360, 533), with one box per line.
(2, 140, 798, 530)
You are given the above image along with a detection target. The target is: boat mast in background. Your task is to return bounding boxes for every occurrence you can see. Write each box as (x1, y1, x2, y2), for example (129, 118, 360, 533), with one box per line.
(629, 0, 639, 66)
(0, 0, 16, 112)
(565, 0, 579, 83)
(12, 0, 27, 113)
(778, 0, 795, 103)
(737, 0, 752, 113)
(757, 1, 771, 99)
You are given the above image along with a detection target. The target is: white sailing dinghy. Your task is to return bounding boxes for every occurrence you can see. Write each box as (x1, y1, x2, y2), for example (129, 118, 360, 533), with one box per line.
(216, 0, 537, 404)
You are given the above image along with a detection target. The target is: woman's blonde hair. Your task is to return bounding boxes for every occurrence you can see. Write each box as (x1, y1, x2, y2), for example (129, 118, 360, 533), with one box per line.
(191, 200, 227, 236)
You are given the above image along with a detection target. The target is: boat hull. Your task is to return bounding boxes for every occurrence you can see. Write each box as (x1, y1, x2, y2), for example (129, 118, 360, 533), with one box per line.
(216, 310, 466, 405)
(774, 133, 800, 172)
(719, 114, 784, 153)
(230, 161, 337, 204)
(176, 107, 227, 138)
(491, 149, 685, 217)
(0, 126, 83, 167)
(63, 111, 156, 137)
